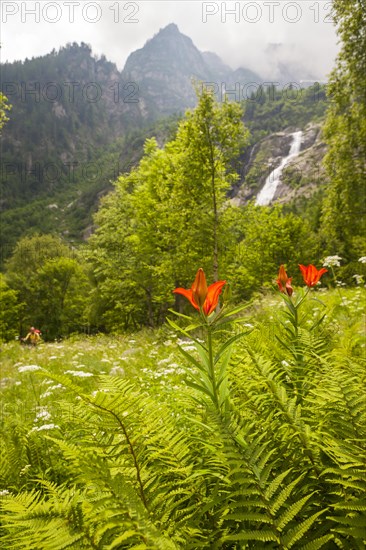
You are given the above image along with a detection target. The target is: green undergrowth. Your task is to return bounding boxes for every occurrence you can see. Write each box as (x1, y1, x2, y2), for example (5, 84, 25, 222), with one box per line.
(0, 288, 365, 549)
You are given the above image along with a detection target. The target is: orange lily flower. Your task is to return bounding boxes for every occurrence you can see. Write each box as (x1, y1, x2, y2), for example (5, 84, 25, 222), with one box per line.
(299, 264, 328, 287)
(276, 265, 293, 296)
(173, 268, 226, 316)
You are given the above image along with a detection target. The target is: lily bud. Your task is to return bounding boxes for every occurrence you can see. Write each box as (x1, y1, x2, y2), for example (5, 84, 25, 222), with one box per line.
(276, 265, 293, 297)
(191, 268, 208, 308)
(222, 282, 232, 303)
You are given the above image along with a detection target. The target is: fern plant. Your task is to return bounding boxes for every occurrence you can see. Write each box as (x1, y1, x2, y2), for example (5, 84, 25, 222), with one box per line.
(0, 276, 365, 549)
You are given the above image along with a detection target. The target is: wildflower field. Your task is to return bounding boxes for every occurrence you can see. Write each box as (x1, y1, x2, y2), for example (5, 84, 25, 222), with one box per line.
(1, 279, 365, 549)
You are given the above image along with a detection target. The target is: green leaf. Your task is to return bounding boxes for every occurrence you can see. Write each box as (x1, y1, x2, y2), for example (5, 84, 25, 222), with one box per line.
(269, 473, 306, 514)
(222, 530, 278, 542)
(264, 469, 293, 501)
(276, 493, 314, 531)
(299, 534, 334, 550)
(281, 510, 326, 548)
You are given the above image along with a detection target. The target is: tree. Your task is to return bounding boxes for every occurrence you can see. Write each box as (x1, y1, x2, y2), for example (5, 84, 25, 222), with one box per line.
(89, 89, 249, 328)
(5, 235, 91, 338)
(0, 274, 21, 342)
(174, 88, 249, 281)
(35, 257, 91, 339)
(224, 204, 319, 300)
(320, 0, 366, 257)
(0, 93, 11, 134)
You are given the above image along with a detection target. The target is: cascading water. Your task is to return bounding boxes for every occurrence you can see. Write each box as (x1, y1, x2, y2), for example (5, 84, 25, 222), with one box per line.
(255, 130, 303, 206)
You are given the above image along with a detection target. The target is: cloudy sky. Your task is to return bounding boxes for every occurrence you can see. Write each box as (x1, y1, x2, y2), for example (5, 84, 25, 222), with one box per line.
(1, 0, 338, 79)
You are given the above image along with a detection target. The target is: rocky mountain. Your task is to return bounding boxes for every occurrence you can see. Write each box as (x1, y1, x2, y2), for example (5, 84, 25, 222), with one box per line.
(0, 24, 328, 261)
(232, 122, 328, 205)
(121, 23, 261, 119)
(0, 25, 261, 203)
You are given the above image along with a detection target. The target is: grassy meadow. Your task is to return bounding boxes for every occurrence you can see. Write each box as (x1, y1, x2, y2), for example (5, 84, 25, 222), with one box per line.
(0, 287, 365, 548)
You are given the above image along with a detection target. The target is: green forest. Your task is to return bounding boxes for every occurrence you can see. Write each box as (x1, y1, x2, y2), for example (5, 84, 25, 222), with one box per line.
(0, 0, 365, 548)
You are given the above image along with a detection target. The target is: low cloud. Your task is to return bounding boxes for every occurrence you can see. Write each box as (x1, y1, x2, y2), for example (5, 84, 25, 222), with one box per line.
(1, 1, 338, 80)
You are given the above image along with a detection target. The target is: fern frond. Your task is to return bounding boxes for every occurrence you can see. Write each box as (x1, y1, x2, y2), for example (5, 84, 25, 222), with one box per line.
(280, 510, 326, 548)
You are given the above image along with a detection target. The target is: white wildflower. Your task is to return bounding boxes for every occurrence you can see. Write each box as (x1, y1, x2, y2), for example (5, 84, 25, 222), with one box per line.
(180, 344, 196, 352)
(35, 408, 51, 422)
(48, 384, 64, 391)
(0, 377, 14, 388)
(323, 255, 342, 267)
(18, 365, 42, 373)
(40, 384, 64, 399)
(177, 338, 193, 346)
(161, 368, 175, 375)
(31, 424, 59, 432)
(110, 366, 125, 376)
(352, 274, 364, 285)
(358, 256, 366, 264)
(40, 391, 52, 399)
(0, 490, 10, 496)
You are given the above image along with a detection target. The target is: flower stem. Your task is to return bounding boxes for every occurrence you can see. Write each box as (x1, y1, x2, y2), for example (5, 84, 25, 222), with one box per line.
(207, 325, 220, 411)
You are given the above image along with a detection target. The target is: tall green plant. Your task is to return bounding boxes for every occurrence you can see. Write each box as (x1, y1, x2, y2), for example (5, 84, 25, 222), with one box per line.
(1, 267, 365, 548)
(89, 88, 249, 328)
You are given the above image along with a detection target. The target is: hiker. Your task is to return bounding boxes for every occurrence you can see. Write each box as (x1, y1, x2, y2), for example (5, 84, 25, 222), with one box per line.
(22, 327, 41, 346)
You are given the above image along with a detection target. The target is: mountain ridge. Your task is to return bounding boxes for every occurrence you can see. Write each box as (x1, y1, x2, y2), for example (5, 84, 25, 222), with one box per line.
(0, 24, 328, 261)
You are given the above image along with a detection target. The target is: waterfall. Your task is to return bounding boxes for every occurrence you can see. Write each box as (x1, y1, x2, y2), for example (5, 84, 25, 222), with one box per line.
(255, 131, 303, 206)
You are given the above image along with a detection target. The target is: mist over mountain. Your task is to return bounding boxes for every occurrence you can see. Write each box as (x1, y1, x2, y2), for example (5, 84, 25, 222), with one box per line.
(1, 24, 263, 159)
(0, 23, 328, 257)
(121, 23, 262, 117)
(0, 23, 264, 206)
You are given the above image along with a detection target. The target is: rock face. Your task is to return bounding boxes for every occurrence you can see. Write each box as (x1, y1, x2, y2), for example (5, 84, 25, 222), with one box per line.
(1, 25, 261, 162)
(274, 123, 328, 203)
(121, 23, 261, 120)
(0, 25, 328, 251)
(232, 123, 327, 205)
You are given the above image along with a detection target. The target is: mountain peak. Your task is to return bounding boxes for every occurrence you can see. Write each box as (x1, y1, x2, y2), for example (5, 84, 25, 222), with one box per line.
(121, 22, 261, 119)
(146, 22, 193, 49)
(158, 23, 180, 35)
